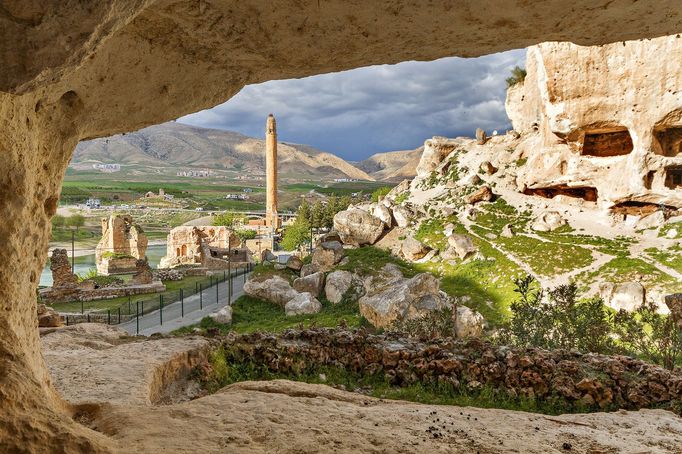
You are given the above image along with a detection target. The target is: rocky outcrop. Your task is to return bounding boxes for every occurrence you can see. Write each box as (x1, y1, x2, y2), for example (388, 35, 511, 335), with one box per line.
(531, 211, 566, 232)
(285, 293, 322, 316)
(243, 275, 298, 307)
(209, 306, 232, 325)
(95, 215, 148, 275)
(324, 270, 362, 304)
(447, 234, 478, 260)
(373, 204, 393, 228)
(359, 267, 451, 328)
(600, 282, 646, 312)
(392, 205, 413, 228)
(454, 306, 485, 338)
(293, 272, 325, 297)
(400, 236, 430, 262)
(37, 304, 62, 328)
(311, 241, 346, 272)
(334, 209, 385, 246)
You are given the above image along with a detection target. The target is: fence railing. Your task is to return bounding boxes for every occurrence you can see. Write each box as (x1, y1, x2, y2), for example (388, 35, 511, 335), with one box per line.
(64, 263, 253, 333)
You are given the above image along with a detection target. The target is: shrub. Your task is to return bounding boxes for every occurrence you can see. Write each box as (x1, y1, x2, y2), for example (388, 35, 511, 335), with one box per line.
(506, 66, 527, 88)
(235, 229, 256, 242)
(371, 186, 392, 202)
(389, 307, 455, 341)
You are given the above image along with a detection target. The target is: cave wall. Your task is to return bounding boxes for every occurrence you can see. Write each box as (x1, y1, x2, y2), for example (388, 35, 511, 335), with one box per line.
(3, 0, 682, 451)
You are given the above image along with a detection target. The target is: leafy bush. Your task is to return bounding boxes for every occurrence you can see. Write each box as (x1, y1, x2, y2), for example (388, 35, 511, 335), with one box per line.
(235, 229, 257, 242)
(506, 66, 527, 88)
(77, 268, 123, 287)
(371, 186, 392, 202)
(389, 307, 455, 341)
(214, 212, 246, 228)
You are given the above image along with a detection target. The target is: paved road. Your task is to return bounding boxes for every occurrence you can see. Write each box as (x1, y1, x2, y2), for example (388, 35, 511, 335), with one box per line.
(120, 271, 250, 336)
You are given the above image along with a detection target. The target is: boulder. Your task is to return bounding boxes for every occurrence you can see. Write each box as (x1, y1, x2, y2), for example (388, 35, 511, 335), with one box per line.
(333, 209, 385, 246)
(286, 255, 303, 272)
(293, 271, 325, 297)
(300, 263, 317, 277)
(501, 224, 515, 238)
(464, 185, 493, 205)
(401, 236, 430, 262)
(447, 234, 478, 259)
(443, 223, 455, 237)
(392, 205, 412, 228)
(316, 231, 342, 246)
(664, 293, 682, 328)
(454, 306, 486, 338)
(475, 128, 487, 145)
(531, 211, 566, 232)
(285, 292, 322, 316)
(311, 241, 345, 272)
(261, 249, 277, 263)
(244, 275, 298, 307)
(37, 304, 63, 328)
(373, 204, 393, 228)
(666, 228, 678, 239)
(325, 270, 357, 304)
(480, 161, 497, 175)
(359, 272, 450, 329)
(599, 282, 646, 312)
(209, 306, 232, 324)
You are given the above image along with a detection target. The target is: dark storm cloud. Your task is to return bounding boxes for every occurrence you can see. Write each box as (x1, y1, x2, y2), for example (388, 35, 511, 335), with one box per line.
(178, 49, 526, 161)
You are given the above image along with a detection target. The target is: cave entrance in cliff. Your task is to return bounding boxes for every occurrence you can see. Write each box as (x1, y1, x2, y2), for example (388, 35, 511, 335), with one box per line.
(610, 201, 677, 217)
(654, 127, 682, 157)
(664, 165, 682, 189)
(523, 185, 598, 202)
(581, 128, 633, 157)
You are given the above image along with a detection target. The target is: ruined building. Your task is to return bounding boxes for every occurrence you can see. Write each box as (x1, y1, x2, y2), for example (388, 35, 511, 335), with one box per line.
(95, 215, 148, 275)
(159, 225, 250, 270)
(506, 35, 682, 215)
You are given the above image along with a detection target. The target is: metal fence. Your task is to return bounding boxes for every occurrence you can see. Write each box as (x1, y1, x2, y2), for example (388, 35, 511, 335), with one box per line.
(64, 263, 253, 332)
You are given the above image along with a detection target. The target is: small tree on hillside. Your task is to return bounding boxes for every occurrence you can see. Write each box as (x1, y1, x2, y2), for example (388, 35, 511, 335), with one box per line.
(506, 66, 527, 88)
(67, 214, 85, 232)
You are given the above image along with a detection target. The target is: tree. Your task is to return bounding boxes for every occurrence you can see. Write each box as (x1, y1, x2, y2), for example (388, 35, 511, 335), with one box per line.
(281, 219, 311, 251)
(235, 229, 257, 244)
(51, 215, 65, 229)
(371, 186, 392, 202)
(67, 214, 85, 232)
(297, 199, 312, 225)
(214, 212, 245, 228)
(506, 66, 527, 88)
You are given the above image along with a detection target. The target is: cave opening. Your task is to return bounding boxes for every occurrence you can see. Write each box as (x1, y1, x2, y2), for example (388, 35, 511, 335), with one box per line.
(582, 128, 633, 157)
(664, 165, 682, 189)
(524, 185, 598, 202)
(653, 127, 682, 157)
(610, 200, 677, 217)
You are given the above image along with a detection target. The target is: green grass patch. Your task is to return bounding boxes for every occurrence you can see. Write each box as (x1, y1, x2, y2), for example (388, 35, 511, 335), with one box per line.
(337, 247, 417, 277)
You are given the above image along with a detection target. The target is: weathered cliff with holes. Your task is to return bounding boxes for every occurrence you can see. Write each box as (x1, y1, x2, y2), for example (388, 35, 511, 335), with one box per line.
(507, 36, 682, 213)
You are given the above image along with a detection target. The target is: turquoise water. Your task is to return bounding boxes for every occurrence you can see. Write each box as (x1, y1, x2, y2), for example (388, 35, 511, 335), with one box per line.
(40, 244, 167, 287)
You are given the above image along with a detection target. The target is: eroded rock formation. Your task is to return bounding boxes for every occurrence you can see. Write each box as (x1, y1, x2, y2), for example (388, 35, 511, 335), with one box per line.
(3, 1, 682, 450)
(507, 35, 682, 210)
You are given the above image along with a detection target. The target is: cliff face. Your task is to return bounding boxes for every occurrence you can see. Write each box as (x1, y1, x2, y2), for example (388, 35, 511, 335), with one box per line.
(507, 36, 682, 209)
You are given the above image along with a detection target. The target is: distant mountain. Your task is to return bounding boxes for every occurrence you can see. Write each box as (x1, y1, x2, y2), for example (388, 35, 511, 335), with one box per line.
(356, 147, 423, 182)
(71, 122, 374, 181)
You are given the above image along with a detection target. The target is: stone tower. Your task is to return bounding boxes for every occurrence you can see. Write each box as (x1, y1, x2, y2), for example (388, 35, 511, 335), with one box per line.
(265, 113, 279, 228)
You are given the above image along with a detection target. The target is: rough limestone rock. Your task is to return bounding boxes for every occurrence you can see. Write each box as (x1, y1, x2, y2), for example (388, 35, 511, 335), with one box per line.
(359, 272, 450, 328)
(300, 263, 317, 278)
(316, 231, 343, 246)
(665, 294, 682, 328)
(501, 224, 515, 238)
(401, 236, 430, 262)
(392, 206, 413, 228)
(293, 272, 325, 297)
(600, 282, 646, 312)
(312, 241, 346, 272)
(415, 137, 458, 178)
(373, 204, 393, 228)
(37, 304, 62, 328)
(531, 211, 567, 232)
(209, 306, 233, 325)
(447, 234, 478, 260)
(325, 270, 356, 304)
(464, 185, 493, 205)
(262, 249, 278, 263)
(636, 211, 666, 230)
(454, 306, 486, 338)
(244, 275, 298, 307)
(507, 36, 682, 209)
(286, 255, 304, 272)
(285, 292, 322, 316)
(334, 209, 385, 246)
(480, 161, 497, 175)
(3, 2, 682, 449)
(475, 128, 487, 145)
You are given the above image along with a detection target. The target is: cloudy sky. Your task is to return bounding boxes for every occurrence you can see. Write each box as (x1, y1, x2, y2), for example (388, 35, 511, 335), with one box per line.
(178, 48, 525, 161)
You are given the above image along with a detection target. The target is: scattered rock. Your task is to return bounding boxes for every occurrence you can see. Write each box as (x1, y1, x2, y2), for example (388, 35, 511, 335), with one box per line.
(599, 282, 646, 312)
(480, 161, 497, 175)
(373, 204, 393, 228)
(666, 228, 678, 239)
(464, 185, 493, 204)
(531, 211, 566, 232)
(333, 209, 385, 246)
(285, 292, 322, 316)
(325, 270, 356, 304)
(286, 255, 303, 272)
(359, 272, 450, 328)
(454, 306, 486, 338)
(312, 241, 346, 272)
(664, 293, 682, 328)
(475, 127, 487, 145)
(300, 263, 317, 277)
(37, 304, 63, 328)
(447, 234, 478, 259)
(443, 223, 455, 237)
(401, 236, 430, 262)
(392, 205, 412, 228)
(244, 275, 298, 307)
(293, 272, 325, 297)
(501, 224, 515, 238)
(209, 306, 232, 324)
(261, 249, 277, 263)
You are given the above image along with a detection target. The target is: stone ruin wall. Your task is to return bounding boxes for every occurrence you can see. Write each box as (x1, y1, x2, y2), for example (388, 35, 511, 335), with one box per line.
(159, 226, 240, 269)
(95, 215, 148, 275)
(506, 35, 682, 211)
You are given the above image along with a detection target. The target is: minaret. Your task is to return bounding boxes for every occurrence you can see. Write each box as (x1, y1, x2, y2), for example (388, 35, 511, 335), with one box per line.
(265, 114, 278, 228)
